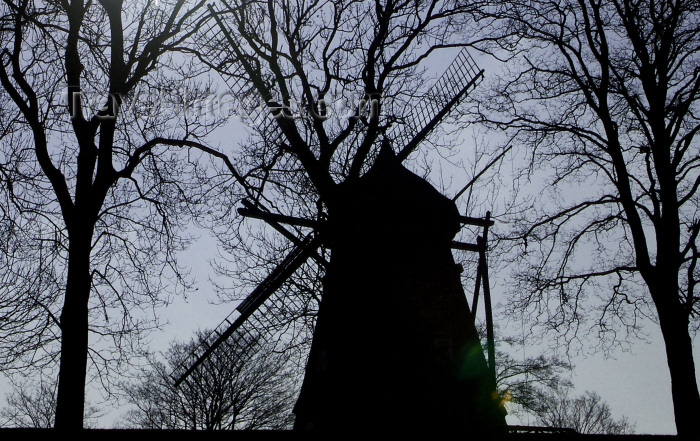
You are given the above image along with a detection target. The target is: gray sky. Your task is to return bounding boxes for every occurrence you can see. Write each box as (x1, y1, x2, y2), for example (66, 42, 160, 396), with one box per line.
(1, 6, 698, 432)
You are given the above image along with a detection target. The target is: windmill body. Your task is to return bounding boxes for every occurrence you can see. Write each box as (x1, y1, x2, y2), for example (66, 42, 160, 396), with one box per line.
(292, 151, 506, 432)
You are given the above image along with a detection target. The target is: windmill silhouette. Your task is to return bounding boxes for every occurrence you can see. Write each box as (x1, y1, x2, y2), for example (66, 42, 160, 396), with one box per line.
(173, 2, 505, 433)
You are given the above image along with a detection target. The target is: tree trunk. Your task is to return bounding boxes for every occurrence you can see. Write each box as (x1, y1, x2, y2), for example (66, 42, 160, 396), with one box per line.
(54, 227, 93, 430)
(652, 278, 700, 437)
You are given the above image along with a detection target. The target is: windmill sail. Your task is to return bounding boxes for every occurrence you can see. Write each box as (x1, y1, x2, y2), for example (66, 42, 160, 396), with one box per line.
(172, 232, 322, 386)
(393, 47, 483, 162)
(195, 3, 284, 143)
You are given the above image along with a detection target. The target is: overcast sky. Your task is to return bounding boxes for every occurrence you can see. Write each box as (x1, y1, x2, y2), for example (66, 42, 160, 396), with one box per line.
(1, 6, 698, 432)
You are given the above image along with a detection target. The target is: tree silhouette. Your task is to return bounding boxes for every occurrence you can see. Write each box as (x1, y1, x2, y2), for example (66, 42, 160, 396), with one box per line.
(0, 376, 102, 428)
(473, 0, 700, 435)
(533, 388, 635, 435)
(121, 330, 297, 430)
(492, 334, 573, 419)
(0, 0, 220, 428)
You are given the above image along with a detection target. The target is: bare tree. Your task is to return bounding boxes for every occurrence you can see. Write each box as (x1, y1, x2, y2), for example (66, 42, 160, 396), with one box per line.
(492, 334, 573, 418)
(532, 388, 635, 434)
(121, 330, 297, 430)
(0, 376, 102, 428)
(0, 0, 226, 429)
(195, 0, 494, 212)
(474, 327, 631, 433)
(1, 378, 60, 428)
(471, 0, 700, 435)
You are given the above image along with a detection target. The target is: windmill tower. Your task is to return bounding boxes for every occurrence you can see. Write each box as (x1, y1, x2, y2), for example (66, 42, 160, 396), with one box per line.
(174, 2, 506, 433)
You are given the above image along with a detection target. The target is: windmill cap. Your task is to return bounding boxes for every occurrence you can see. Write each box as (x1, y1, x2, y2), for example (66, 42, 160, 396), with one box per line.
(328, 159, 460, 245)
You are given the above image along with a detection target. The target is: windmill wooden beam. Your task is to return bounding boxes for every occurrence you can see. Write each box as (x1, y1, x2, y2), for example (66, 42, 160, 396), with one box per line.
(237, 199, 328, 267)
(458, 214, 494, 227)
(237, 206, 321, 229)
(450, 240, 482, 253)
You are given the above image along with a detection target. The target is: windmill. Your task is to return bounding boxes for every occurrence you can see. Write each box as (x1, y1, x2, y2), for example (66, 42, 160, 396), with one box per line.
(173, 1, 504, 432)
